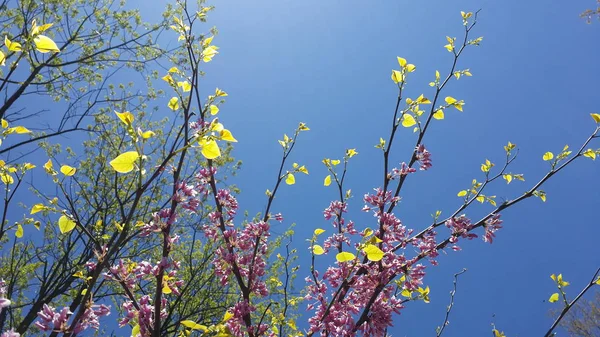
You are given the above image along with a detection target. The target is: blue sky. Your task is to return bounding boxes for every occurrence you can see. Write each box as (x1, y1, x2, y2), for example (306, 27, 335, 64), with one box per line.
(5, 0, 595, 336)
(142, 0, 600, 336)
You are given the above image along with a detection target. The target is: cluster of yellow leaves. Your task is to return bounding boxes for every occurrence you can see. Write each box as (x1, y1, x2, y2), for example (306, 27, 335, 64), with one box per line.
(391, 56, 416, 84)
(1, 119, 32, 148)
(170, 16, 190, 42)
(492, 329, 506, 337)
(444, 36, 456, 53)
(445, 96, 464, 111)
(548, 273, 570, 303)
(480, 159, 494, 173)
(1, 20, 59, 65)
(285, 162, 309, 186)
(174, 311, 233, 337)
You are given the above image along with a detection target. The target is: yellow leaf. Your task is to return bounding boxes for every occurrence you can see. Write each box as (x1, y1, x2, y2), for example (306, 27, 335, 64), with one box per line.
(476, 195, 485, 203)
(457, 190, 467, 197)
(141, 130, 155, 139)
(298, 122, 310, 131)
(168, 66, 179, 73)
(416, 94, 431, 104)
(445, 96, 457, 105)
(1, 172, 13, 185)
(58, 215, 76, 234)
(115, 111, 134, 126)
(312, 245, 325, 255)
(401, 114, 416, 127)
(168, 97, 179, 110)
(15, 224, 23, 238)
(336, 252, 356, 263)
(405, 64, 416, 72)
(36, 23, 54, 34)
(298, 165, 309, 174)
(397, 56, 407, 67)
(60, 165, 76, 176)
(210, 105, 219, 115)
(202, 36, 214, 48)
(1, 119, 7, 128)
(4, 36, 22, 52)
(215, 88, 228, 97)
(433, 110, 444, 120)
(346, 148, 358, 158)
(177, 81, 191, 92)
(181, 320, 208, 331)
(34, 35, 60, 53)
(493, 329, 506, 337)
(31, 204, 46, 214)
(391, 70, 404, 84)
(363, 244, 384, 261)
(401, 289, 412, 297)
(11, 126, 32, 134)
(131, 324, 140, 337)
(314, 228, 325, 235)
(109, 151, 140, 173)
(43, 159, 54, 174)
(220, 129, 237, 142)
(200, 138, 221, 159)
(582, 149, 596, 160)
(162, 74, 175, 85)
(590, 113, 600, 123)
(548, 293, 559, 303)
(503, 174, 513, 184)
(162, 284, 172, 294)
(23, 163, 36, 170)
(542, 152, 554, 161)
(331, 159, 341, 166)
(324, 175, 332, 187)
(285, 173, 295, 185)
(0, 50, 5, 66)
(202, 45, 219, 62)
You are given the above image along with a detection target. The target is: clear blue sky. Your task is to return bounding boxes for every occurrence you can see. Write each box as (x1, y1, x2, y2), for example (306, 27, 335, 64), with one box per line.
(150, 0, 599, 335)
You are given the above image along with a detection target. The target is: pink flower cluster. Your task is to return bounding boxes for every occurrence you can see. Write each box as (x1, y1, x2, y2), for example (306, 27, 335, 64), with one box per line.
(0, 279, 19, 337)
(34, 303, 110, 334)
(415, 144, 432, 170)
(303, 144, 506, 336)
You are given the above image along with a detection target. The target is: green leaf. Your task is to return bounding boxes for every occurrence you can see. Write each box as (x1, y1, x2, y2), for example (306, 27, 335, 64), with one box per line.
(58, 215, 76, 234)
(109, 151, 140, 173)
